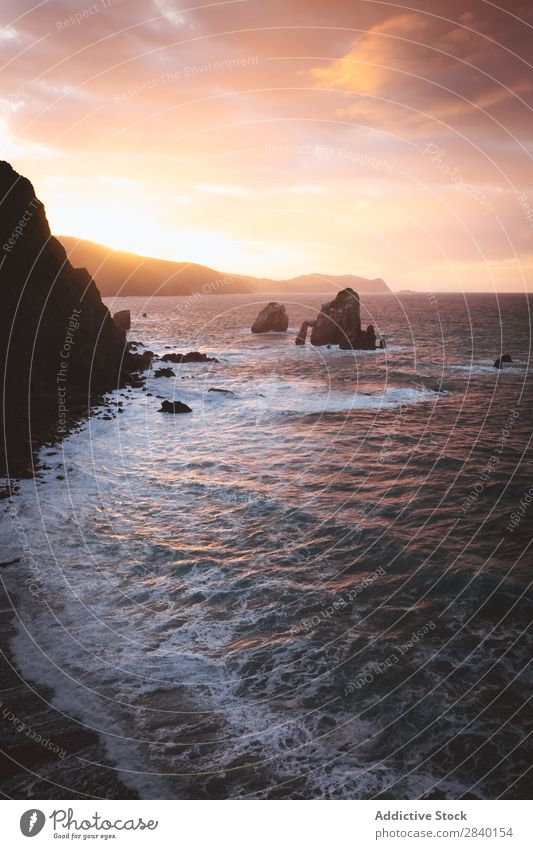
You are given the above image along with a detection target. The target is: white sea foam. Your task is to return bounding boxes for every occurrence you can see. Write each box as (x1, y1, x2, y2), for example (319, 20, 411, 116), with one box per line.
(2, 293, 530, 799)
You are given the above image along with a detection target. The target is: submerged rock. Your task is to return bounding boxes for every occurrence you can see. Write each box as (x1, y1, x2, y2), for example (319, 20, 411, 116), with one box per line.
(160, 351, 219, 364)
(153, 367, 176, 378)
(251, 302, 289, 333)
(159, 400, 192, 414)
(113, 309, 131, 332)
(208, 387, 235, 395)
(494, 353, 512, 369)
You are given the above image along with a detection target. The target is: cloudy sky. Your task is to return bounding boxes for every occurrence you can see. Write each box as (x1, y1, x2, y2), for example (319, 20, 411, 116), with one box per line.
(1, 0, 532, 290)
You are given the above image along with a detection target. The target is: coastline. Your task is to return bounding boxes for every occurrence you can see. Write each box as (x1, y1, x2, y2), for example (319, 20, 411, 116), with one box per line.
(1, 383, 144, 798)
(0, 581, 137, 799)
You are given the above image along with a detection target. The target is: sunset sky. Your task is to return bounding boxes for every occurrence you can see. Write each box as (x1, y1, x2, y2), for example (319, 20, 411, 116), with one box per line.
(1, 0, 532, 290)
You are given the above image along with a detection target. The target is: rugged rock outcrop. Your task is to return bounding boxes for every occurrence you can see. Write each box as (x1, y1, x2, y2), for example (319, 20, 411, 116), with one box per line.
(295, 320, 316, 345)
(251, 302, 289, 333)
(160, 351, 219, 364)
(153, 367, 176, 378)
(159, 400, 192, 414)
(295, 288, 379, 350)
(310, 288, 361, 346)
(0, 160, 146, 477)
(493, 353, 512, 369)
(113, 309, 131, 332)
(339, 322, 376, 351)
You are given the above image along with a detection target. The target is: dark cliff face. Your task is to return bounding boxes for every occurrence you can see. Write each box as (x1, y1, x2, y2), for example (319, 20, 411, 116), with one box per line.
(0, 161, 134, 478)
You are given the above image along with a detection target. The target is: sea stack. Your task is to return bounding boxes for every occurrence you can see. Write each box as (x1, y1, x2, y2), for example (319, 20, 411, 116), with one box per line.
(251, 302, 289, 333)
(295, 288, 379, 349)
(310, 288, 360, 346)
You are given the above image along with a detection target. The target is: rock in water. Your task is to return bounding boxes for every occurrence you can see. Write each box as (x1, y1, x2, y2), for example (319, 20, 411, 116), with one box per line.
(131, 349, 154, 369)
(310, 288, 361, 346)
(153, 367, 176, 378)
(251, 302, 289, 333)
(159, 400, 192, 414)
(113, 309, 131, 332)
(160, 351, 219, 364)
(339, 322, 376, 351)
(501, 353, 512, 363)
(0, 160, 143, 477)
(295, 288, 379, 350)
(295, 319, 315, 345)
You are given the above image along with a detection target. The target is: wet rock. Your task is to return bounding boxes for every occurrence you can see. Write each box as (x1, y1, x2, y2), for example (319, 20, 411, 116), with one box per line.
(112, 309, 131, 332)
(295, 289, 380, 350)
(0, 160, 143, 477)
(153, 367, 176, 378)
(311, 288, 361, 346)
(494, 358, 502, 369)
(160, 351, 219, 364)
(208, 387, 235, 395)
(501, 353, 512, 363)
(128, 348, 155, 370)
(159, 400, 192, 414)
(295, 319, 315, 345)
(251, 302, 289, 333)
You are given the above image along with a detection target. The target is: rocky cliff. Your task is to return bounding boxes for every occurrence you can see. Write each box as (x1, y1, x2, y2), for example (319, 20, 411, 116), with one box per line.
(0, 161, 140, 478)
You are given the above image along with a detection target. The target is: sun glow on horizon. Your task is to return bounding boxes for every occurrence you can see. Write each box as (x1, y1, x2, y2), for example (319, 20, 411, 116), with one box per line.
(3, 0, 530, 291)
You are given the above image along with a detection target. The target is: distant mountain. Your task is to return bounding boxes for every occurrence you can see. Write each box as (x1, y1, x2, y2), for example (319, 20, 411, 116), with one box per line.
(258, 273, 390, 295)
(58, 237, 391, 297)
(58, 237, 252, 297)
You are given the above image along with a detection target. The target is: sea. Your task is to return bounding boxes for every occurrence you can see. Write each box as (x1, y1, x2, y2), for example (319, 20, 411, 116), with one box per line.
(1, 292, 532, 799)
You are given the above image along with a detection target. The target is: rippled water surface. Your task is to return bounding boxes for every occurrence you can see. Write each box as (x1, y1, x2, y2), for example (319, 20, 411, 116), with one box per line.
(2, 293, 532, 799)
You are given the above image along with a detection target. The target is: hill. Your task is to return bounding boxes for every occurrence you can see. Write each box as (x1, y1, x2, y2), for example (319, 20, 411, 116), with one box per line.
(260, 273, 390, 295)
(58, 236, 251, 297)
(58, 237, 391, 297)
(0, 162, 142, 478)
